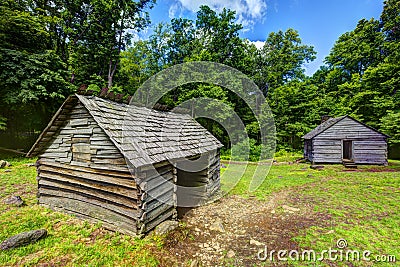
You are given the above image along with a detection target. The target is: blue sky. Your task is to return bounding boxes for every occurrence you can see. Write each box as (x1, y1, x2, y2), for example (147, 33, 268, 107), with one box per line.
(145, 0, 384, 75)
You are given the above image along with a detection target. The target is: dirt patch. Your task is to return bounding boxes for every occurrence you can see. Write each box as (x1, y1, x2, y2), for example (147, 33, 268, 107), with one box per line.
(36, 255, 72, 267)
(158, 192, 331, 267)
(342, 168, 399, 172)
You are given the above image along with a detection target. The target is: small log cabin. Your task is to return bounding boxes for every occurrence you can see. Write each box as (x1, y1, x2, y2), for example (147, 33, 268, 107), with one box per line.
(27, 94, 222, 235)
(303, 115, 389, 165)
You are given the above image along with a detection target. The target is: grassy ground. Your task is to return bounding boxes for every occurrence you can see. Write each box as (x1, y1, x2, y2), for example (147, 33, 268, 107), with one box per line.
(0, 158, 161, 266)
(221, 161, 399, 266)
(0, 156, 399, 266)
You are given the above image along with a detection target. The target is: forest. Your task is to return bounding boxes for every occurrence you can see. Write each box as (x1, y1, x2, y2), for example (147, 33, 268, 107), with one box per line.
(0, 0, 399, 158)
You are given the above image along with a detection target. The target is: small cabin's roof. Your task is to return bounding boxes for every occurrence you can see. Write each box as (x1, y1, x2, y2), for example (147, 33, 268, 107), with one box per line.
(302, 115, 390, 140)
(28, 94, 223, 168)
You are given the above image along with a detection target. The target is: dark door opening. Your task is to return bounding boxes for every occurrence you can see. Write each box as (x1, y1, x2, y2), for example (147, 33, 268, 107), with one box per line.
(343, 140, 353, 160)
(176, 168, 207, 218)
(175, 155, 209, 219)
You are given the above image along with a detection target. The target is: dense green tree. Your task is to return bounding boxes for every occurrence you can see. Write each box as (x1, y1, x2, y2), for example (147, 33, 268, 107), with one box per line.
(118, 17, 196, 93)
(60, 0, 155, 87)
(268, 79, 335, 149)
(167, 18, 196, 65)
(119, 6, 316, 152)
(2, 0, 399, 157)
(0, 0, 71, 134)
(118, 40, 153, 93)
(381, 0, 400, 42)
(0, 0, 155, 150)
(381, 111, 400, 144)
(326, 19, 384, 76)
(256, 29, 316, 96)
(193, 6, 245, 69)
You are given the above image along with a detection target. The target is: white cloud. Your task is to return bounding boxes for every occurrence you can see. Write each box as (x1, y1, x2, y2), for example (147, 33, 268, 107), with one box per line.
(172, 0, 267, 29)
(249, 40, 265, 49)
(273, 1, 278, 13)
(245, 0, 266, 19)
(169, 3, 179, 19)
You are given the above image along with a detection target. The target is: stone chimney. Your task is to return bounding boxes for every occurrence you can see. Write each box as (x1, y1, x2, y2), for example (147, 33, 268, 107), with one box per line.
(321, 115, 332, 123)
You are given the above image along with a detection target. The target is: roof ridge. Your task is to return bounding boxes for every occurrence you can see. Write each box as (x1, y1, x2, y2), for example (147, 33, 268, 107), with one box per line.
(27, 93, 223, 166)
(302, 115, 389, 139)
(302, 115, 347, 139)
(76, 94, 223, 168)
(78, 94, 192, 117)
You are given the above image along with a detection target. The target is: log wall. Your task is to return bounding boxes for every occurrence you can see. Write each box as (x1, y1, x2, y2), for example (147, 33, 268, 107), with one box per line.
(206, 149, 220, 200)
(37, 103, 139, 235)
(311, 139, 342, 163)
(353, 140, 387, 165)
(310, 117, 388, 165)
(136, 161, 176, 234)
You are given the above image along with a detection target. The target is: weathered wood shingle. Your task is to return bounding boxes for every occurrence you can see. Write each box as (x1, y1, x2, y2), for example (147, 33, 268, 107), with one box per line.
(29, 94, 223, 168)
(302, 115, 389, 140)
(302, 116, 346, 139)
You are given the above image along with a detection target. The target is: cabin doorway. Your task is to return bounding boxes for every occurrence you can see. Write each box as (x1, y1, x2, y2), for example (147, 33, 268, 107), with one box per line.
(343, 140, 353, 160)
(176, 168, 206, 218)
(175, 155, 208, 218)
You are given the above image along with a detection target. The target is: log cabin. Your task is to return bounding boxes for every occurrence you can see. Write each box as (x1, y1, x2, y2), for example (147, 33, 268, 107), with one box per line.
(303, 115, 389, 166)
(27, 94, 223, 235)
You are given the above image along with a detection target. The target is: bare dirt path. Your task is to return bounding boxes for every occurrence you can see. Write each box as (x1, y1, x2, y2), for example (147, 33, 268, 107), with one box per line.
(157, 190, 329, 267)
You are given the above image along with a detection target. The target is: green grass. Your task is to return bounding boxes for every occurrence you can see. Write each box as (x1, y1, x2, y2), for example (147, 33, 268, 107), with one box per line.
(0, 157, 161, 266)
(221, 160, 399, 266)
(0, 157, 37, 200)
(291, 163, 400, 267)
(220, 161, 327, 198)
(0, 157, 399, 266)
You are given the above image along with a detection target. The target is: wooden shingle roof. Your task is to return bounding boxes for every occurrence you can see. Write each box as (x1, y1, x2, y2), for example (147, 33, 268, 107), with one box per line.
(28, 94, 223, 168)
(302, 116, 346, 139)
(302, 115, 389, 139)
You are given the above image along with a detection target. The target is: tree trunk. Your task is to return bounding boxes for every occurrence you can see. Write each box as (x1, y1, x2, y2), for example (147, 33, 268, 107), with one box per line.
(108, 60, 117, 88)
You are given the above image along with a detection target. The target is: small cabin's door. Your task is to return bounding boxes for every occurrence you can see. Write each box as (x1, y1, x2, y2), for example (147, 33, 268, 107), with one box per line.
(342, 140, 353, 160)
